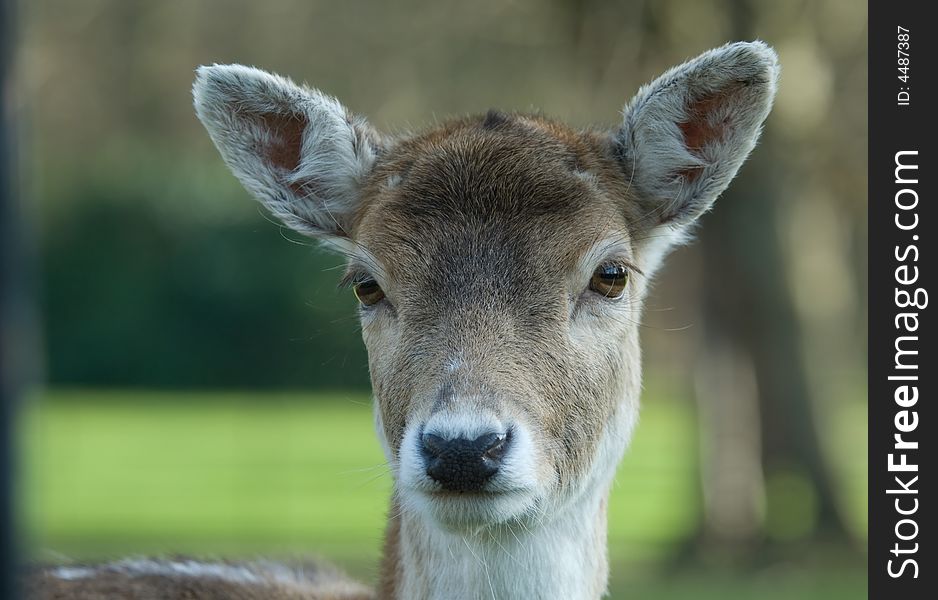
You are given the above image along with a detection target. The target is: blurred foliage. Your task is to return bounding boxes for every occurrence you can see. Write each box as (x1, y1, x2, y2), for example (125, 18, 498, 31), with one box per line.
(40, 162, 368, 388)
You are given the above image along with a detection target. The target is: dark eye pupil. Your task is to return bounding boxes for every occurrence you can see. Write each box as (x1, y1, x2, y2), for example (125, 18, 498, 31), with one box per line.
(589, 264, 629, 298)
(354, 279, 385, 306)
(597, 265, 625, 279)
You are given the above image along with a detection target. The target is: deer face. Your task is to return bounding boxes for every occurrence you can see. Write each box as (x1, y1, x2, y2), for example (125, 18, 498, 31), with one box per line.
(193, 42, 778, 531)
(352, 119, 647, 527)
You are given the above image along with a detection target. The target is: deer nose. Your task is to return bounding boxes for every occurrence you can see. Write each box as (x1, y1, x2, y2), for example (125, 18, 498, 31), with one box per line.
(420, 431, 510, 492)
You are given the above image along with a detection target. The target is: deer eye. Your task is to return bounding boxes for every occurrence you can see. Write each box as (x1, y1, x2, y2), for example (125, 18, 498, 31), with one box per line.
(589, 263, 629, 299)
(353, 278, 386, 306)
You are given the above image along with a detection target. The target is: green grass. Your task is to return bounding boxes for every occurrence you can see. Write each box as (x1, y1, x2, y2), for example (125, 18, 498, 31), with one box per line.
(20, 388, 866, 597)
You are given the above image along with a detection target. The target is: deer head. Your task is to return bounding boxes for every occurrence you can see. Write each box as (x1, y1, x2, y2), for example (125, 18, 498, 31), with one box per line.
(193, 41, 777, 597)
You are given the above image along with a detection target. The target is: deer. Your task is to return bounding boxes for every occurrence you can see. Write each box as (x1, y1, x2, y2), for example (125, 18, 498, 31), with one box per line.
(27, 41, 778, 599)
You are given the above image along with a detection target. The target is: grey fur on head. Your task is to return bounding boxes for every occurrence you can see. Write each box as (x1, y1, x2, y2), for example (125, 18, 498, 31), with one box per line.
(616, 41, 779, 229)
(192, 64, 380, 237)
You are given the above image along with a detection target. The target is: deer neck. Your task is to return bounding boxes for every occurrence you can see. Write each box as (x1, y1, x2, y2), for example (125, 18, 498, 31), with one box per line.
(378, 486, 611, 600)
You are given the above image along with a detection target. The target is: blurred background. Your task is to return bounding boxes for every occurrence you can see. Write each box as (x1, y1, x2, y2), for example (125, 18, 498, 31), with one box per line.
(9, 0, 867, 597)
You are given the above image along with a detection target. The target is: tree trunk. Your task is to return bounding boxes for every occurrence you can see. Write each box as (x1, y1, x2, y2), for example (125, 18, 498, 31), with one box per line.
(684, 0, 850, 563)
(690, 1, 850, 560)
(1, 0, 34, 594)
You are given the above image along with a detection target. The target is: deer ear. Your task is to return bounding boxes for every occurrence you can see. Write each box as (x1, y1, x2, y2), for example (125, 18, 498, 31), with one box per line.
(193, 64, 380, 238)
(616, 41, 778, 242)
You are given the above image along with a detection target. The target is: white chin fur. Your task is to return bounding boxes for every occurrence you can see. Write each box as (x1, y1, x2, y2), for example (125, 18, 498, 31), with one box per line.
(401, 488, 539, 531)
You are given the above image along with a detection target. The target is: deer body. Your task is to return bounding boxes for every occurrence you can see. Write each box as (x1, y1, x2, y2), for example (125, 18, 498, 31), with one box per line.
(29, 42, 778, 599)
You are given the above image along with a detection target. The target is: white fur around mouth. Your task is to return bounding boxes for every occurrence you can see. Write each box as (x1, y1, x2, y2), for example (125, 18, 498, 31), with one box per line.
(400, 485, 539, 530)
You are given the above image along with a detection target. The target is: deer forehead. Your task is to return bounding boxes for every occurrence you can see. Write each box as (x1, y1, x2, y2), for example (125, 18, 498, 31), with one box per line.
(350, 114, 640, 296)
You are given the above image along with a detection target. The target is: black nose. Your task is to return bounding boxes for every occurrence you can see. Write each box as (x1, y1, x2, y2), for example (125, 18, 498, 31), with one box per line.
(420, 431, 509, 492)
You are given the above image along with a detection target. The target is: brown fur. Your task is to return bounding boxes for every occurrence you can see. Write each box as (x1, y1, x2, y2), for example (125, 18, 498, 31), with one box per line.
(377, 499, 403, 599)
(24, 558, 372, 600)
(353, 113, 646, 491)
